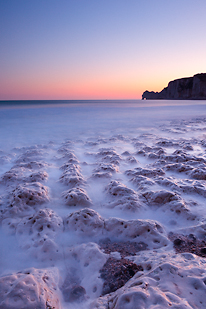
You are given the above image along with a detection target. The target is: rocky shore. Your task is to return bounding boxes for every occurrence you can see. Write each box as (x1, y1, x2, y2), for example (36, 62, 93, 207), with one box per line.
(2, 102, 206, 308)
(142, 73, 206, 100)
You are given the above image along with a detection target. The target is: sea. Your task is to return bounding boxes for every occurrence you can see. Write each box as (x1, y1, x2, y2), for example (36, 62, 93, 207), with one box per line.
(1, 99, 206, 150)
(1, 99, 206, 308)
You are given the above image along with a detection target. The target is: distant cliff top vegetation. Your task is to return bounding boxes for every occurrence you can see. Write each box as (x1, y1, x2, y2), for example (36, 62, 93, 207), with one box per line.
(142, 73, 206, 100)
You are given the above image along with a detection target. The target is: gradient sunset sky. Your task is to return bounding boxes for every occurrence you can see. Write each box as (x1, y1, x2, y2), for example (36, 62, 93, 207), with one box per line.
(1, 0, 206, 100)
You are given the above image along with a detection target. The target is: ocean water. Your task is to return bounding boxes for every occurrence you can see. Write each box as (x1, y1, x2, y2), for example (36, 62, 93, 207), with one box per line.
(1, 99, 206, 308)
(1, 99, 206, 150)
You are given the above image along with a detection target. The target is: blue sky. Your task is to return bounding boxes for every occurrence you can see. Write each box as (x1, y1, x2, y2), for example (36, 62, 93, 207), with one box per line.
(0, 0, 206, 99)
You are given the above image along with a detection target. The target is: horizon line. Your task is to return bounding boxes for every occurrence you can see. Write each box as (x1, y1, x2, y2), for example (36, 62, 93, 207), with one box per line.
(0, 98, 141, 102)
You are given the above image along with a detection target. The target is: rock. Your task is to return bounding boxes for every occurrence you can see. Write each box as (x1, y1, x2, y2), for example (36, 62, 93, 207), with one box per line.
(90, 163, 118, 180)
(96, 148, 119, 157)
(16, 208, 63, 240)
(104, 217, 168, 249)
(125, 156, 138, 164)
(99, 239, 147, 257)
(156, 139, 179, 147)
(95, 148, 122, 165)
(100, 257, 143, 295)
(65, 242, 108, 298)
(90, 171, 113, 179)
(14, 161, 48, 170)
(10, 182, 49, 206)
(190, 168, 206, 180)
(121, 151, 132, 156)
(59, 163, 86, 188)
(25, 171, 48, 183)
(92, 252, 206, 309)
(14, 209, 63, 261)
(177, 180, 206, 197)
(125, 167, 165, 178)
(1, 183, 50, 219)
(155, 176, 180, 191)
(0, 168, 25, 184)
(169, 233, 206, 258)
(0, 267, 61, 309)
(57, 150, 77, 161)
(65, 208, 104, 236)
(142, 190, 179, 205)
(61, 268, 87, 302)
(142, 190, 197, 221)
(142, 73, 206, 100)
(60, 159, 80, 170)
(1, 168, 48, 184)
(65, 209, 168, 249)
(93, 163, 118, 174)
(62, 187, 92, 207)
(165, 163, 193, 172)
(60, 174, 86, 188)
(106, 196, 144, 212)
(15, 149, 45, 164)
(173, 238, 185, 246)
(183, 144, 194, 151)
(60, 164, 81, 176)
(173, 223, 206, 240)
(105, 180, 143, 212)
(105, 180, 137, 197)
(128, 175, 156, 190)
(200, 247, 206, 255)
(0, 168, 48, 185)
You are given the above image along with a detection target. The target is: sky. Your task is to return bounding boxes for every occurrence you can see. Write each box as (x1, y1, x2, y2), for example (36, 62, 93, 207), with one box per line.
(0, 0, 206, 100)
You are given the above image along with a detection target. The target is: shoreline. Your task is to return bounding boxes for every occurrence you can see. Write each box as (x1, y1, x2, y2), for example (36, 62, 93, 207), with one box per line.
(1, 102, 206, 308)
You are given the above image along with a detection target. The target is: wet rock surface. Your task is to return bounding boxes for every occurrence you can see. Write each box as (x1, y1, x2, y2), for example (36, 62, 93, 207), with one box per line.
(9, 182, 49, 207)
(105, 180, 144, 211)
(99, 239, 148, 257)
(100, 257, 143, 295)
(0, 268, 61, 309)
(62, 268, 86, 303)
(62, 187, 92, 207)
(2, 111, 206, 308)
(98, 239, 146, 295)
(65, 208, 104, 236)
(169, 232, 206, 258)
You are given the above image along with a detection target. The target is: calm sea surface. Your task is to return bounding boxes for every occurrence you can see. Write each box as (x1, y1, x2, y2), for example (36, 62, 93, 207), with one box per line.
(0, 100, 206, 150)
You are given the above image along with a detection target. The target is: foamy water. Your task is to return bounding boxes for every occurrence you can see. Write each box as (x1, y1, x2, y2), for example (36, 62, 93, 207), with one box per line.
(1, 100, 206, 308)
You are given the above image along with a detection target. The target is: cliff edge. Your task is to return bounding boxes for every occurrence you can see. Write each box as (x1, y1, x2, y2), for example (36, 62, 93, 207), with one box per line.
(142, 73, 206, 100)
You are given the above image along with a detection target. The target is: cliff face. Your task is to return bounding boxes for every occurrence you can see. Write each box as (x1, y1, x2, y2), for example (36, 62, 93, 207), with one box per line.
(142, 73, 206, 100)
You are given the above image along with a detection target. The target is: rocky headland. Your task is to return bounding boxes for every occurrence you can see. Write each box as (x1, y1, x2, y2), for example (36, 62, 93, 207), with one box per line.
(142, 73, 206, 100)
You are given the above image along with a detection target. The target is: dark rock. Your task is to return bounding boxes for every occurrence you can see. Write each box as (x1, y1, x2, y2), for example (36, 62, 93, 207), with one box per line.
(99, 240, 147, 257)
(169, 233, 206, 258)
(174, 238, 185, 246)
(142, 73, 206, 100)
(188, 234, 196, 242)
(200, 247, 206, 255)
(100, 257, 143, 295)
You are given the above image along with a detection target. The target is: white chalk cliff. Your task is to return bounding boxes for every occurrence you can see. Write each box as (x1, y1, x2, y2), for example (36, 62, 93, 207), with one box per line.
(142, 73, 206, 100)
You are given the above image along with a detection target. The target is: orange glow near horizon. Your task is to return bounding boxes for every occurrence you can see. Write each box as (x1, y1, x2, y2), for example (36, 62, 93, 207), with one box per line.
(0, 74, 146, 100)
(1, 1, 206, 101)
(0, 67, 174, 101)
(1, 66, 204, 101)
(0, 85, 143, 101)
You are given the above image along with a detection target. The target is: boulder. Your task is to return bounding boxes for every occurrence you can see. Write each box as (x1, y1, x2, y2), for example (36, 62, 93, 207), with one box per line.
(0, 268, 61, 309)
